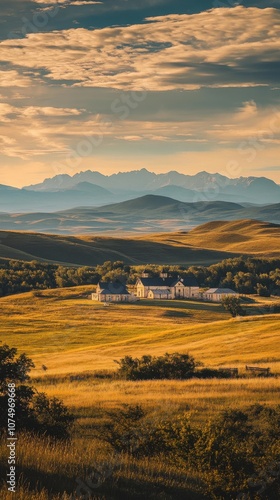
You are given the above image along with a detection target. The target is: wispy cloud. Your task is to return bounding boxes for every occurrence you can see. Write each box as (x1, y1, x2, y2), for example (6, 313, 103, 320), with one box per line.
(0, 103, 84, 158)
(1, 97, 279, 162)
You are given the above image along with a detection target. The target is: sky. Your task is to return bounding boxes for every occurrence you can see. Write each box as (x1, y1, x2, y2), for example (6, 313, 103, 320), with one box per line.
(0, 0, 280, 187)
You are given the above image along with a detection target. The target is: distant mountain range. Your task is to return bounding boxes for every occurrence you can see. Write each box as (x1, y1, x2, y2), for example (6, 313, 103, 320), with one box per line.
(0, 195, 279, 235)
(0, 169, 279, 213)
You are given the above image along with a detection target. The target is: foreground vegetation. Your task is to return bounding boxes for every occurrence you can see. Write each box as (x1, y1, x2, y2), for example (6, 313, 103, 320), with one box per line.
(1, 342, 280, 499)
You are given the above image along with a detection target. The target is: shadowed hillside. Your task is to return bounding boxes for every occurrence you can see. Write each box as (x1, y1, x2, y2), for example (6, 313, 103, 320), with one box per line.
(0, 229, 239, 267)
(0, 219, 279, 266)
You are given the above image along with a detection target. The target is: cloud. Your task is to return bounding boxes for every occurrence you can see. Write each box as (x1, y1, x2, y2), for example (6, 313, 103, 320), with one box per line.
(0, 6, 279, 90)
(207, 102, 280, 144)
(33, 0, 102, 4)
(0, 70, 34, 87)
(1, 95, 280, 162)
(0, 103, 85, 158)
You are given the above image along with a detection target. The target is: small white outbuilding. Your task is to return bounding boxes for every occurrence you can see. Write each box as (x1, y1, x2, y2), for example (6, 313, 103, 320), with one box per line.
(203, 288, 238, 302)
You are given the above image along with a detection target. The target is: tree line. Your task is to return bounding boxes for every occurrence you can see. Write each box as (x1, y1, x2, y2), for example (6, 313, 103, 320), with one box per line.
(0, 256, 279, 297)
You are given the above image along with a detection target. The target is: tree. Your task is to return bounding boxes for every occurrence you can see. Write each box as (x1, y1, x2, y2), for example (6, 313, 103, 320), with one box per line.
(221, 296, 245, 317)
(256, 283, 271, 297)
(0, 344, 34, 392)
(0, 344, 74, 439)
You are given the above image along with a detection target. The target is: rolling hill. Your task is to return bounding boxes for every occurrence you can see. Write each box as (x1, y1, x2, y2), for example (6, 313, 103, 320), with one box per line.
(1, 286, 280, 378)
(0, 219, 279, 266)
(0, 195, 279, 234)
(146, 219, 280, 257)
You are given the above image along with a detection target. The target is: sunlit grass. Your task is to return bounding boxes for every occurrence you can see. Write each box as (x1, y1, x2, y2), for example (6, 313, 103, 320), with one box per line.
(1, 287, 279, 376)
(1, 286, 280, 498)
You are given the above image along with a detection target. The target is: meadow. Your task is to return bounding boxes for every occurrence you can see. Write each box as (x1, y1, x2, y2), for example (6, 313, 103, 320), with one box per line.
(1, 286, 280, 499)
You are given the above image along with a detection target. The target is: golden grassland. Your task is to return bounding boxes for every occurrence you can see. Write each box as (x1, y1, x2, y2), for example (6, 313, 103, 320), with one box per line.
(1, 285, 280, 420)
(1, 286, 280, 375)
(143, 219, 280, 256)
(1, 286, 280, 499)
(1, 220, 279, 268)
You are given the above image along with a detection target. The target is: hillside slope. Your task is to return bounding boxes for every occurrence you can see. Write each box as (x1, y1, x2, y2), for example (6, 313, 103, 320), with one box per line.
(145, 220, 280, 257)
(0, 229, 239, 266)
(0, 219, 279, 266)
(1, 287, 279, 376)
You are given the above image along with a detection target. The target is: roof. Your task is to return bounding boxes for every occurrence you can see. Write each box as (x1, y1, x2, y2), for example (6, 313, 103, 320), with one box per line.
(98, 281, 129, 295)
(137, 277, 175, 287)
(205, 288, 237, 294)
(174, 276, 199, 287)
(149, 289, 172, 295)
(138, 274, 198, 288)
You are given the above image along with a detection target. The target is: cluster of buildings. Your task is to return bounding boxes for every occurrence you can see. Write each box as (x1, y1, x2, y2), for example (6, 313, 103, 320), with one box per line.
(91, 272, 238, 303)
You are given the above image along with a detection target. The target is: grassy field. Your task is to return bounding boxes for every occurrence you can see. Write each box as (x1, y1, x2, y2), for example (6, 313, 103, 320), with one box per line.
(1, 286, 280, 499)
(1, 285, 280, 384)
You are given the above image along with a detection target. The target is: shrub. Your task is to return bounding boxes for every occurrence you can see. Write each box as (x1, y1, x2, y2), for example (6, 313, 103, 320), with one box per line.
(0, 344, 74, 440)
(195, 368, 233, 379)
(100, 404, 280, 497)
(115, 353, 199, 380)
(222, 296, 245, 317)
(98, 404, 147, 454)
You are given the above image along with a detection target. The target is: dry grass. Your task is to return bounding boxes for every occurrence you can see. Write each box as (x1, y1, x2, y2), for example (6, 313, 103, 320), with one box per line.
(145, 219, 280, 256)
(0, 431, 202, 499)
(1, 286, 280, 498)
(1, 287, 280, 421)
(1, 287, 279, 377)
(34, 377, 280, 424)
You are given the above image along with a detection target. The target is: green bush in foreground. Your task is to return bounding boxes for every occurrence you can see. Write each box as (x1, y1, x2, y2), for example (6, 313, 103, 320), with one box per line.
(99, 403, 280, 498)
(0, 344, 74, 440)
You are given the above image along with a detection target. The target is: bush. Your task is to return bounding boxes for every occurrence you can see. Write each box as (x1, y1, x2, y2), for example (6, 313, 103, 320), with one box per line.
(222, 296, 245, 317)
(99, 404, 280, 497)
(0, 344, 74, 440)
(98, 404, 148, 454)
(257, 283, 271, 297)
(195, 368, 233, 379)
(115, 353, 199, 380)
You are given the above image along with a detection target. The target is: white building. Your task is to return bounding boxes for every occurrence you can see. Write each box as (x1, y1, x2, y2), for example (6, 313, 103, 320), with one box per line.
(136, 274, 199, 300)
(203, 288, 238, 302)
(92, 281, 136, 303)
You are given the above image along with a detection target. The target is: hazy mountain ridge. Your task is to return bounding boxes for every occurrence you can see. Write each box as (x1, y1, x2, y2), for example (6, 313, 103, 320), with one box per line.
(25, 168, 280, 194)
(1, 169, 279, 213)
(0, 195, 279, 235)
